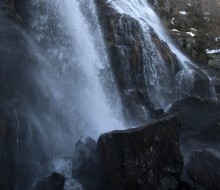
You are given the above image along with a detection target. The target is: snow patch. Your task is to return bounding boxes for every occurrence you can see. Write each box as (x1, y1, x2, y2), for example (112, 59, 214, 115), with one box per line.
(190, 28, 197, 32)
(179, 11, 188, 15)
(172, 29, 180, 33)
(186, 32, 195, 37)
(215, 37, 220, 41)
(206, 49, 220, 54)
(171, 18, 175, 25)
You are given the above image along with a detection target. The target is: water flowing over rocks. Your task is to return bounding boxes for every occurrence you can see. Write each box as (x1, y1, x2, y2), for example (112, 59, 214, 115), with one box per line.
(99, 11, 155, 122)
(96, 0, 215, 122)
(1, 0, 220, 189)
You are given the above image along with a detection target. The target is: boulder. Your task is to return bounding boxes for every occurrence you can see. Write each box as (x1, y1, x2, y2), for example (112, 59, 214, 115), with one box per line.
(72, 137, 99, 190)
(97, 115, 183, 190)
(33, 172, 65, 190)
(195, 120, 220, 148)
(0, 109, 17, 190)
(168, 97, 220, 154)
(96, 3, 184, 122)
(185, 150, 220, 190)
(179, 171, 207, 190)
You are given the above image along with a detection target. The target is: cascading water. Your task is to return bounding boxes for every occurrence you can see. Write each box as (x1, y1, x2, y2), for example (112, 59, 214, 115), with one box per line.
(1, 0, 219, 189)
(26, 0, 124, 155)
(9, 0, 124, 189)
(107, 0, 218, 109)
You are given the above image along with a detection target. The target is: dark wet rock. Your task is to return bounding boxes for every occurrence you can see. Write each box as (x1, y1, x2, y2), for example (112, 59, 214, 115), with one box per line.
(168, 96, 220, 154)
(0, 107, 45, 190)
(185, 150, 220, 190)
(72, 137, 99, 190)
(151, 30, 180, 73)
(96, 0, 215, 123)
(195, 120, 220, 147)
(97, 115, 183, 190)
(33, 172, 65, 190)
(122, 88, 156, 124)
(96, 2, 184, 122)
(208, 54, 220, 73)
(179, 171, 207, 190)
(98, 11, 156, 123)
(0, 108, 20, 190)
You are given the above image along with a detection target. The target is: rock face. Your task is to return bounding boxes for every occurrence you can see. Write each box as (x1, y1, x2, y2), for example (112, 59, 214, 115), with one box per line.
(104, 13, 154, 123)
(96, 0, 214, 124)
(185, 150, 220, 190)
(72, 137, 99, 190)
(33, 172, 65, 190)
(150, 0, 220, 67)
(0, 109, 16, 190)
(0, 2, 47, 189)
(70, 100, 220, 190)
(179, 171, 207, 190)
(100, 11, 160, 122)
(168, 97, 220, 154)
(97, 115, 183, 190)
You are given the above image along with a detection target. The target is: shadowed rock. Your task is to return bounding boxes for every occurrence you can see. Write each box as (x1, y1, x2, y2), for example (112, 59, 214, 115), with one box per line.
(97, 115, 183, 190)
(33, 172, 65, 190)
(168, 97, 220, 154)
(185, 150, 220, 190)
(72, 137, 99, 190)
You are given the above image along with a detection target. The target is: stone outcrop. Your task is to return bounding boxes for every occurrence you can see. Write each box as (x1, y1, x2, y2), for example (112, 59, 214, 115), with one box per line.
(71, 97, 220, 189)
(32, 172, 65, 190)
(0, 109, 16, 190)
(185, 150, 220, 190)
(97, 115, 183, 190)
(168, 96, 220, 154)
(96, 1, 192, 122)
(72, 137, 99, 190)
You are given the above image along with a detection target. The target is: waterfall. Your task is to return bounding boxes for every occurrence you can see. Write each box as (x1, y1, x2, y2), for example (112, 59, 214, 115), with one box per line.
(24, 0, 124, 158)
(1, 0, 219, 189)
(4, 0, 125, 188)
(107, 0, 217, 109)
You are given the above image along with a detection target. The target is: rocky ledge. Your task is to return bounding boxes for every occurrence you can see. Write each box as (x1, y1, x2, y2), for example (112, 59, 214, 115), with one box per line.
(73, 115, 184, 190)
(185, 150, 220, 190)
(72, 96, 220, 190)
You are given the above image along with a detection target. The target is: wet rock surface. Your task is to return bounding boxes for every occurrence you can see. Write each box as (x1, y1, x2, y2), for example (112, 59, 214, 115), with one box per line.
(169, 97, 220, 135)
(179, 171, 207, 190)
(168, 97, 220, 154)
(0, 109, 16, 190)
(96, 0, 215, 123)
(72, 137, 100, 190)
(33, 172, 65, 190)
(97, 115, 183, 190)
(185, 150, 220, 190)
(71, 104, 220, 190)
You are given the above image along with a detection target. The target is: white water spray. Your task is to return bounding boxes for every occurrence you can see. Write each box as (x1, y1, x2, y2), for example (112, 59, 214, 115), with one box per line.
(27, 0, 124, 157)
